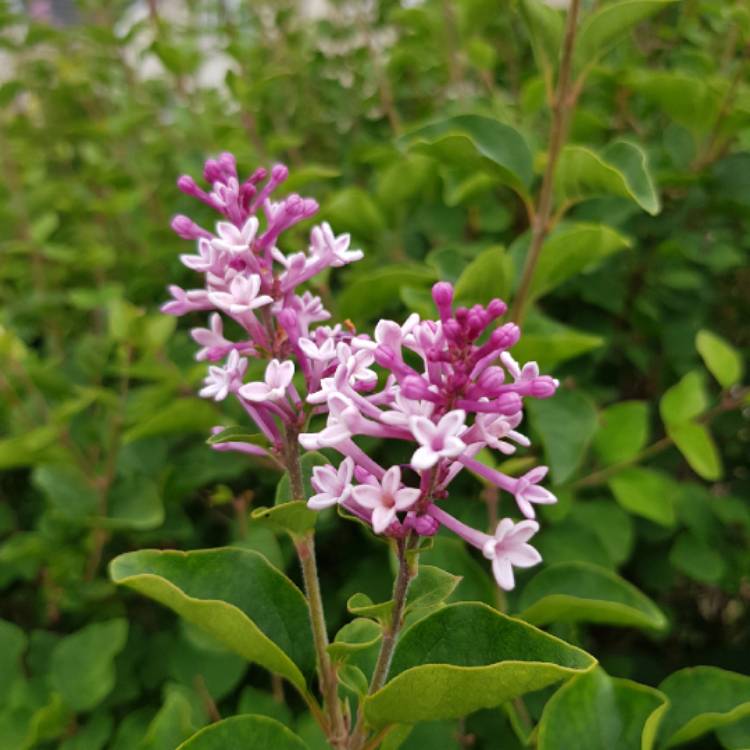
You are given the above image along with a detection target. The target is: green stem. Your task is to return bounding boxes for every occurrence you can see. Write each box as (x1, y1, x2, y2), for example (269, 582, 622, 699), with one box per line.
(350, 534, 419, 750)
(285, 430, 347, 749)
(511, 0, 582, 325)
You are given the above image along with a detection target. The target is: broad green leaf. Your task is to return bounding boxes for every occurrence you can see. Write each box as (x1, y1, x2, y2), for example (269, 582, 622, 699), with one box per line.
(667, 422, 722, 481)
(608, 467, 677, 526)
(32, 463, 99, 519)
(206, 426, 267, 447)
(140, 684, 203, 750)
(363, 603, 596, 725)
(104, 475, 164, 530)
(0, 426, 64, 470)
(538, 668, 668, 750)
(251, 501, 318, 537)
(528, 223, 631, 301)
(177, 715, 309, 749)
(109, 548, 315, 691)
(717, 715, 750, 750)
(569, 500, 635, 566)
(322, 186, 385, 238)
(555, 142, 660, 215)
(283, 164, 340, 192)
(337, 266, 437, 324)
(237, 686, 294, 727)
(669, 531, 727, 584)
(658, 667, 750, 748)
(376, 154, 435, 210)
(518, 561, 667, 631)
(123, 400, 219, 443)
(511, 329, 604, 370)
(59, 713, 112, 750)
(406, 565, 462, 613)
(575, 1, 678, 70)
(527, 390, 598, 483)
(659, 371, 708, 426)
(593, 401, 650, 466)
(50, 619, 129, 712)
(518, 0, 563, 78)
(327, 618, 382, 662)
(696, 330, 744, 388)
(454, 246, 511, 305)
(401, 115, 534, 195)
(347, 593, 394, 622)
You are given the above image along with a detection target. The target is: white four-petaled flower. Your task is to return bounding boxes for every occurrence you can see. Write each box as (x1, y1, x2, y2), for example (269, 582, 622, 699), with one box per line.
(482, 518, 542, 590)
(209, 275, 273, 315)
(308, 457, 355, 510)
(409, 410, 467, 470)
(199, 350, 247, 401)
(210, 217, 259, 256)
(352, 466, 421, 534)
(239, 359, 295, 403)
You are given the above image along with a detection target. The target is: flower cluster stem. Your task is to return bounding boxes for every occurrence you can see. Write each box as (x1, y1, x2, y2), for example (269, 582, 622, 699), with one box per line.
(286, 431, 348, 749)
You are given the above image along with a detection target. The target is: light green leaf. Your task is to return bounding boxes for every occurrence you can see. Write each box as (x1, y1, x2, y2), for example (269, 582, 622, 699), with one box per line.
(140, 684, 203, 750)
(32, 463, 99, 519)
(609, 467, 677, 526)
(206, 427, 267, 447)
(401, 114, 534, 195)
(538, 668, 668, 750)
(666, 422, 722, 481)
(347, 593, 394, 623)
(669, 531, 727, 584)
(528, 223, 631, 301)
(337, 266, 437, 325)
(406, 565, 462, 613)
(251, 501, 318, 537)
(109, 548, 315, 692)
(717, 714, 750, 750)
(512, 329, 604, 370)
(104, 475, 164, 531)
(0, 619, 26, 703)
(322, 187, 385, 238)
(555, 142, 660, 215)
(363, 602, 596, 726)
(518, 561, 667, 631)
(123, 400, 219, 443)
(454, 246, 512, 305)
(518, 0, 564, 78)
(177, 715, 309, 749)
(569, 500, 635, 566)
(593, 401, 650, 466)
(659, 371, 708, 426)
(575, 0, 678, 70)
(527, 390, 598, 483)
(50, 619, 129, 712)
(696, 330, 744, 388)
(327, 618, 382, 662)
(658, 667, 750, 748)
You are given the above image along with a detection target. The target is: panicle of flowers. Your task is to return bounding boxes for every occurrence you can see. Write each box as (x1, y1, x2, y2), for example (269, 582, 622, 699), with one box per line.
(300, 281, 560, 590)
(163, 153, 364, 453)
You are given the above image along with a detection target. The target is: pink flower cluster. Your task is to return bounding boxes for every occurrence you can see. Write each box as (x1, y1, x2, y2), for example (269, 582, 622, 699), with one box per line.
(163, 153, 363, 453)
(165, 154, 558, 590)
(300, 282, 560, 590)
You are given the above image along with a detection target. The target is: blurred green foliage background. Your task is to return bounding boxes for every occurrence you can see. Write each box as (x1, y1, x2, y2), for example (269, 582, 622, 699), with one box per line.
(0, 0, 749, 747)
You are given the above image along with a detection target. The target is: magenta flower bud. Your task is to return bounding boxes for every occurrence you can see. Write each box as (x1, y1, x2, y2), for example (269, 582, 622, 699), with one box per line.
(401, 375, 434, 400)
(177, 175, 200, 195)
(531, 376, 558, 398)
(407, 513, 439, 536)
(467, 311, 485, 338)
(432, 282, 454, 320)
(455, 306, 469, 325)
(477, 366, 505, 394)
(493, 323, 521, 350)
(301, 198, 319, 217)
(487, 298, 507, 319)
(203, 159, 223, 182)
(271, 163, 289, 182)
(495, 392, 522, 415)
(218, 152, 237, 177)
(443, 320, 462, 341)
(374, 345, 399, 369)
(171, 214, 211, 240)
(354, 465, 373, 484)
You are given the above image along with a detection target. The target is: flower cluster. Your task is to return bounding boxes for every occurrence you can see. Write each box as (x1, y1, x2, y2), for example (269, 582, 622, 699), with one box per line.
(300, 282, 559, 590)
(163, 153, 363, 451)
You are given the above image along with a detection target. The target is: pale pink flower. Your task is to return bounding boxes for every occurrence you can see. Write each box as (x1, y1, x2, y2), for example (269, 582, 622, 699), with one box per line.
(514, 466, 557, 518)
(410, 410, 467, 470)
(352, 466, 421, 534)
(209, 275, 273, 315)
(191, 313, 233, 361)
(483, 519, 542, 590)
(199, 350, 247, 401)
(308, 457, 355, 510)
(210, 217, 259, 256)
(239, 359, 295, 403)
(310, 222, 363, 267)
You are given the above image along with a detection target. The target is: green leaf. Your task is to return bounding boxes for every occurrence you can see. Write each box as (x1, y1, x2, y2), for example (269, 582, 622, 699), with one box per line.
(555, 142, 660, 215)
(109, 548, 315, 692)
(453, 246, 512, 305)
(347, 593, 394, 623)
(363, 603, 596, 726)
(104, 475, 164, 531)
(538, 668, 668, 750)
(593, 401, 650, 466)
(518, 0, 564, 78)
(666, 422, 722, 481)
(517, 561, 667, 631)
(575, 0, 678, 69)
(608, 467, 677, 526)
(50, 619, 129, 712)
(669, 531, 727, 584)
(322, 187, 385, 238)
(0, 619, 26, 704)
(717, 715, 750, 750)
(123, 400, 219, 443)
(569, 500, 635, 566)
(658, 667, 750, 748)
(32, 463, 99, 519)
(659, 371, 708, 425)
(337, 266, 437, 325)
(206, 427, 267, 447)
(140, 684, 203, 750)
(527, 390, 598, 483)
(406, 565, 462, 613)
(528, 223, 631, 302)
(177, 715, 309, 749)
(401, 115, 534, 195)
(251, 501, 318, 537)
(696, 330, 744, 388)
(327, 618, 382, 662)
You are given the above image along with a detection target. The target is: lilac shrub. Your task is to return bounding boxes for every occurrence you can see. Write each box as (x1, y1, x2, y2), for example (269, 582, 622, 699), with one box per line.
(165, 153, 559, 592)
